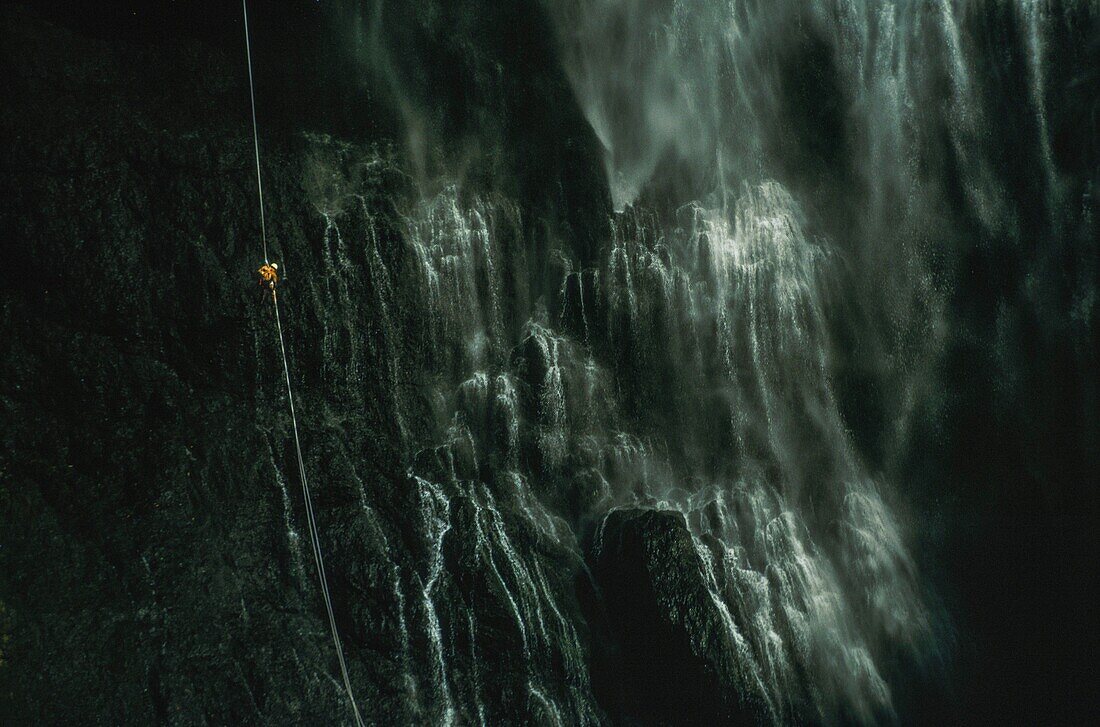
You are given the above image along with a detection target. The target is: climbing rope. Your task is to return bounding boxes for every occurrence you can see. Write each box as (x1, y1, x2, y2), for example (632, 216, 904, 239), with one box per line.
(242, 3, 365, 725)
(272, 292, 365, 727)
(242, 0, 269, 265)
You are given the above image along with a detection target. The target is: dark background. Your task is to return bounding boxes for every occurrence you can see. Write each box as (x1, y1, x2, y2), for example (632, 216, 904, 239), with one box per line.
(2, 0, 1097, 723)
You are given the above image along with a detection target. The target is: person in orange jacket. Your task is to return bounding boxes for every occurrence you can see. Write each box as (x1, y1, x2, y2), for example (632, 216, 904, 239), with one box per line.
(258, 262, 279, 290)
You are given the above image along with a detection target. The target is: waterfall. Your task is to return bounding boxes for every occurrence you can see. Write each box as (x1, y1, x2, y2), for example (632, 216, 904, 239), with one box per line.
(2, 0, 1090, 723)
(326, 0, 1083, 722)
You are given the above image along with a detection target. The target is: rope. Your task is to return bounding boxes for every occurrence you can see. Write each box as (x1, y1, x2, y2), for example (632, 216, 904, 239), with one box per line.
(273, 292, 365, 727)
(243, 3, 364, 725)
(242, 0, 269, 264)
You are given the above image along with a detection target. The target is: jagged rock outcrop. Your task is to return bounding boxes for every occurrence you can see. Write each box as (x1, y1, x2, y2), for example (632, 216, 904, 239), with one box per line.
(588, 509, 757, 725)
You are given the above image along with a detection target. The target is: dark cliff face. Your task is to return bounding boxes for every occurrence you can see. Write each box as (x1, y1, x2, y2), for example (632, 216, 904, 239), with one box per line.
(587, 509, 758, 726)
(0, 8, 398, 723)
(0, 4, 608, 723)
(1, 1, 1098, 725)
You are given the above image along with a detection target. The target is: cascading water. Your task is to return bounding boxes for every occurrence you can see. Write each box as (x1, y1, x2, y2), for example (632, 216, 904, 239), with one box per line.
(296, 139, 932, 722)
(1, 1, 1092, 724)
(312, 0, 1089, 723)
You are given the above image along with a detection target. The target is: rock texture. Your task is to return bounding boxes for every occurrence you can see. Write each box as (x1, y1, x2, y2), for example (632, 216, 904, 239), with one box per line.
(0, 2, 1096, 725)
(589, 509, 756, 725)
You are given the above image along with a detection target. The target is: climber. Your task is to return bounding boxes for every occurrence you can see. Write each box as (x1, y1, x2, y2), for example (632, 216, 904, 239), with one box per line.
(258, 262, 279, 290)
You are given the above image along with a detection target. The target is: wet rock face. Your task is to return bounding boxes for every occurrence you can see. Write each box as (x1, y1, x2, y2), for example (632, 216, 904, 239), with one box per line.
(1, 1, 1096, 725)
(588, 509, 755, 726)
(0, 6, 606, 724)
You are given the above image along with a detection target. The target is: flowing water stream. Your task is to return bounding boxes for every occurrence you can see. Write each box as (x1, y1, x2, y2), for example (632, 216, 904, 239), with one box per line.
(275, 2, 1095, 721)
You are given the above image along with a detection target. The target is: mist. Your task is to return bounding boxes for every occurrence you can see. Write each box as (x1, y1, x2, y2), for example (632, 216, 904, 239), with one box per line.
(1, 1, 1095, 724)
